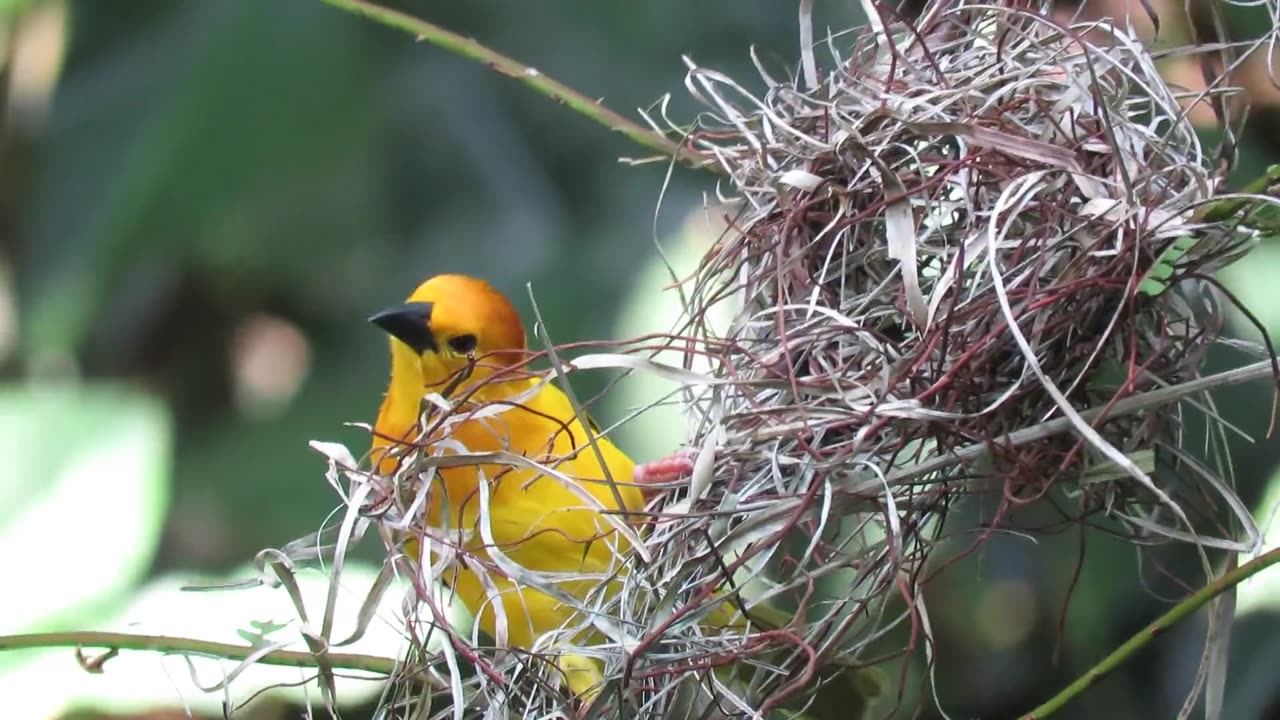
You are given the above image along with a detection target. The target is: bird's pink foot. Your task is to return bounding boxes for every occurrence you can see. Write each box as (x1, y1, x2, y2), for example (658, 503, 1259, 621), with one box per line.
(632, 449, 697, 500)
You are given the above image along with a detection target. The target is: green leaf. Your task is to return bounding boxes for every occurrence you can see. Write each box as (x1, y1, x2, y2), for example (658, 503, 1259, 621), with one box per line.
(1218, 241, 1280, 342)
(606, 210, 738, 463)
(1239, 463, 1280, 617)
(1138, 235, 1197, 296)
(0, 384, 171, 636)
(0, 0, 35, 19)
(0, 384, 170, 717)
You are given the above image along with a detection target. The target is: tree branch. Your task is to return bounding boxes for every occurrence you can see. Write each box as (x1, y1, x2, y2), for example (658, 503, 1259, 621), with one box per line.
(1020, 547, 1280, 719)
(317, 0, 714, 172)
(0, 630, 397, 676)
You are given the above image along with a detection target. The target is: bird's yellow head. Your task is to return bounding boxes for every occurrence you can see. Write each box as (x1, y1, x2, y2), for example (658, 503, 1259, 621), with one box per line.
(369, 274, 527, 392)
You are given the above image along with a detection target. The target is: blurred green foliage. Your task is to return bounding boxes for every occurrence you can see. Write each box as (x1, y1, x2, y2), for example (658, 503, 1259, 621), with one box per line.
(0, 386, 168, 717)
(3, 1, 1280, 719)
(0, 386, 168, 634)
(5, 0, 862, 565)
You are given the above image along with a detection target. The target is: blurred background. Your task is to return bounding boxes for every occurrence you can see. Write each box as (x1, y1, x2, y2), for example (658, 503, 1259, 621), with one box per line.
(2, 0, 1280, 718)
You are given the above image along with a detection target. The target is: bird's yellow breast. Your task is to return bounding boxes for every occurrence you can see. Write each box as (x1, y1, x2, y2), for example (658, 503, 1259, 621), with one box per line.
(375, 375, 642, 649)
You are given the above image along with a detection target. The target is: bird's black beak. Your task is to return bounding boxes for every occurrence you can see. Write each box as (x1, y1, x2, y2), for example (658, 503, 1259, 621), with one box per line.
(369, 301, 438, 354)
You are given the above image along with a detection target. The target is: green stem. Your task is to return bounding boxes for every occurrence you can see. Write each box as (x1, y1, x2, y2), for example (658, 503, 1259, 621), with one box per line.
(0, 630, 397, 675)
(317, 0, 713, 172)
(1020, 546, 1280, 719)
(1198, 164, 1280, 222)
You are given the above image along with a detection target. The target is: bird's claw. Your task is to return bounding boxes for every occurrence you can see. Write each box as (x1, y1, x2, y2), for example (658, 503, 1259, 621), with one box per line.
(632, 448, 698, 499)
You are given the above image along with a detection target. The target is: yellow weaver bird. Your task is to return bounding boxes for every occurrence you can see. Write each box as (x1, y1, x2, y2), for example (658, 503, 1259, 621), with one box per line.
(368, 274, 644, 702)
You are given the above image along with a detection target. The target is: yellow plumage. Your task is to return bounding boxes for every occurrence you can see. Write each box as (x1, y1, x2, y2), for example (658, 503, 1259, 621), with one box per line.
(368, 274, 643, 701)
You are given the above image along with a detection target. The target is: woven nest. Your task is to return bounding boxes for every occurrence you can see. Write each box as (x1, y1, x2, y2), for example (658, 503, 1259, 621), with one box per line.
(305, 1, 1280, 719)
(614, 0, 1275, 715)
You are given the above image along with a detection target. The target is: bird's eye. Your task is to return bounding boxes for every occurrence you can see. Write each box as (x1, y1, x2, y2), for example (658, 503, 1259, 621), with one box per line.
(447, 334, 477, 355)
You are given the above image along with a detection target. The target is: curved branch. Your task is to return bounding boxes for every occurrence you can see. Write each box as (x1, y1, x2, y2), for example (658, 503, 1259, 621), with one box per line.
(1020, 547, 1280, 719)
(0, 630, 397, 676)
(318, 0, 714, 172)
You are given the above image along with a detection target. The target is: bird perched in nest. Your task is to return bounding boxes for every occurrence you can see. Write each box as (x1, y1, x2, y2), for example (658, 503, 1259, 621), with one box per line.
(368, 273, 645, 703)
(368, 273, 794, 709)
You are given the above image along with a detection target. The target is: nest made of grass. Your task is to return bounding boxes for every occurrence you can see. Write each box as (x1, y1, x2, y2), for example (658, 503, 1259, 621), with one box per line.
(290, 2, 1280, 718)
(617, 0, 1280, 715)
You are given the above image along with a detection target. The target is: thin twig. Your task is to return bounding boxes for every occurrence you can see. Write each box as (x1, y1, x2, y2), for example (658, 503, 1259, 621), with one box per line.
(1019, 547, 1280, 719)
(0, 631, 398, 676)
(317, 0, 715, 172)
